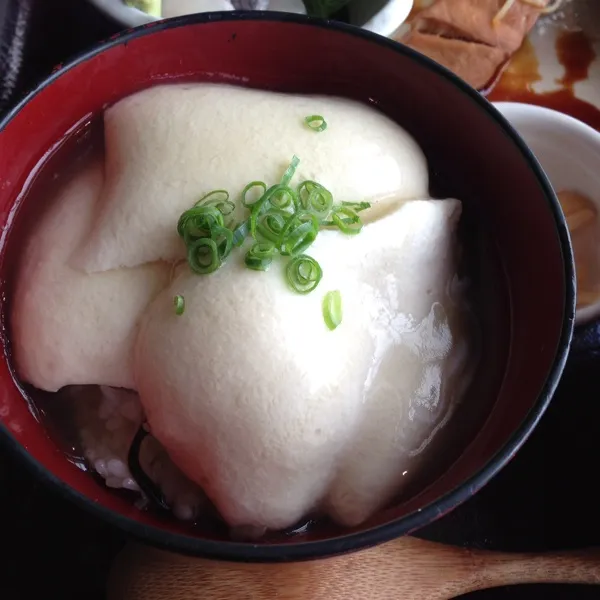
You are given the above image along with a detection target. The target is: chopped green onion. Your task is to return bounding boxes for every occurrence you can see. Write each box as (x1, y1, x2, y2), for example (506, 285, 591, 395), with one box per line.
(195, 190, 230, 208)
(173, 294, 185, 316)
(176, 156, 369, 301)
(286, 254, 323, 294)
(249, 195, 272, 239)
(267, 184, 298, 211)
(187, 238, 221, 274)
(250, 185, 297, 238)
(177, 205, 224, 244)
(209, 225, 234, 262)
(282, 221, 318, 256)
(342, 201, 371, 212)
(241, 181, 268, 209)
(297, 181, 334, 220)
(322, 290, 342, 330)
(278, 212, 319, 256)
(281, 155, 300, 187)
(245, 242, 276, 271)
(232, 219, 250, 247)
(330, 206, 364, 235)
(196, 190, 235, 223)
(256, 208, 289, 244)
(305, 115, 327, 132)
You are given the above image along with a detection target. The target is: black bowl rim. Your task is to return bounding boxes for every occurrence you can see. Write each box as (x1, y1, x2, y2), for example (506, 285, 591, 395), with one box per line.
(0, 10, 576, 562)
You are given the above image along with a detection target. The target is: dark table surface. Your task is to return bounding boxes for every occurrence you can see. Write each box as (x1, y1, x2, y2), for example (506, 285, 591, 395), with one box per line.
(2, 1, 600, 598)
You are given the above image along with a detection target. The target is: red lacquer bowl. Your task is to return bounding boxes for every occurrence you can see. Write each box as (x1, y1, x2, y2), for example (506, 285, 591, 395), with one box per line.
(0, 12, 574, 561)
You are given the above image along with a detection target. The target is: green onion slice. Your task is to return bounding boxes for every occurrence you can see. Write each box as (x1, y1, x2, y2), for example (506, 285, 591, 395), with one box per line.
(342, 200, 371, 213)
(245, 242, 276, 271)
(268, 184, 298, 211)
(298, 181, 333, 220)
(188, 238, 221, 274)
(283, 222, 318, 256)
(305, 115, 327, 132)
(241, 181, 268, 209)
(177, 205, 224, 244)
(286, 254, 323, 294)
(322, 290, 342, 330)
(173, 294, 185, 316)
(210, 225, 234, 262)
(255, 208, 289, 244)
(281, 155, 300, 187)
(250, 185, 297, 238)
(232, 219, 250, 247)
(195, 190, 235, 219)
(329, 206, 364, 235)
(279, 211, 320, 256)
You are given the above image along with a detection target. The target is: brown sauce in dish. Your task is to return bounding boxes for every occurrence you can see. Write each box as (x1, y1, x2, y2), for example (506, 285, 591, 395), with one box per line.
(557, 29, 596, 87)
(487, 30, 600, 131)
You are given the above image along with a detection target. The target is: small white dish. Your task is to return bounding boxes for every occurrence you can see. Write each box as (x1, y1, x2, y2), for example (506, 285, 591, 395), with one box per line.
(348, 0, 413, 37)
(86, 0, 413, 37)
(494, 101, 600, 325)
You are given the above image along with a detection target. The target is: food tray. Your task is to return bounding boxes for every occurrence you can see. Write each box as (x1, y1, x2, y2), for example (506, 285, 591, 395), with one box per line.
(1, 1, 600, 599)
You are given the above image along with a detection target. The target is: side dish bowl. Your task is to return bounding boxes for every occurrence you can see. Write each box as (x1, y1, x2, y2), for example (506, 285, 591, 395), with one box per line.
(495, 101, 600, 326)
(0, 12, 574, 561)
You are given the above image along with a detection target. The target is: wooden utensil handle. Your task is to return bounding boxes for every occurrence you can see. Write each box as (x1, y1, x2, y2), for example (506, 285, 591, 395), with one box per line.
(108, 537, 600, 600)
(479, 547, 600, 587)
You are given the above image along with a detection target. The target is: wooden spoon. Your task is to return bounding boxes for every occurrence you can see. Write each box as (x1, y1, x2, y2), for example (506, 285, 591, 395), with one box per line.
(107, 536, 600, 600)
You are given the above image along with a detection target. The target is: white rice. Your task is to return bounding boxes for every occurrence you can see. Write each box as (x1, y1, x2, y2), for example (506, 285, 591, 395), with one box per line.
(73, 385, 206, 521)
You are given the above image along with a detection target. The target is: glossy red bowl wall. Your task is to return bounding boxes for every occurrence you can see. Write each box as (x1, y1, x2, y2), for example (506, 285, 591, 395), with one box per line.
(0, 13, 574, 561)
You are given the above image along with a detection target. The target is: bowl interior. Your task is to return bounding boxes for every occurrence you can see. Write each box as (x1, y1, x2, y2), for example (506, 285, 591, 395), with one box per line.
(0, 14, 573, 559)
